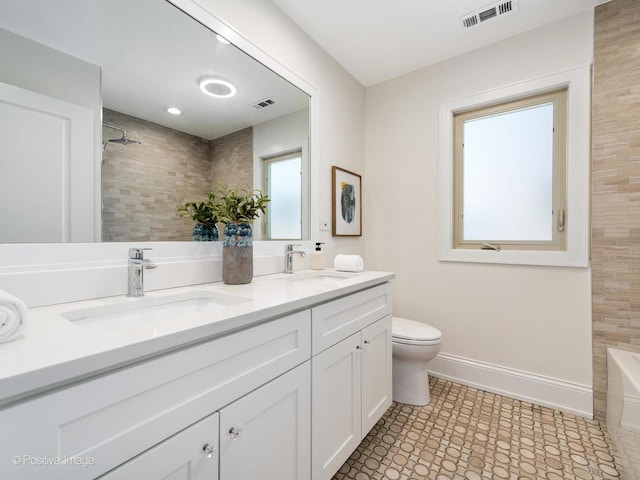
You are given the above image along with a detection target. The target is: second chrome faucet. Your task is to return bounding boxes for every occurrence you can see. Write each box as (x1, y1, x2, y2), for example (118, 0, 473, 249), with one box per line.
(128, 248, 157, 297)
(284, 244, 305, 274)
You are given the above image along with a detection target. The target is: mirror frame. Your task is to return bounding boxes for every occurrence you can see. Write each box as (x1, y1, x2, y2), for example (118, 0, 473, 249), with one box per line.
(0, 0, 320, 272)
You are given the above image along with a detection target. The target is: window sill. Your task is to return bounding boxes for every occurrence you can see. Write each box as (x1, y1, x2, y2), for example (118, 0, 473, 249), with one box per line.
(439, 247, 588, 268)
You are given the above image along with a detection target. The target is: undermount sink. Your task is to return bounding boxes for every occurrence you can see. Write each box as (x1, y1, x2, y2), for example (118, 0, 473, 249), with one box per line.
(62, 290, 251, 327)
(279, 271, 358, 285)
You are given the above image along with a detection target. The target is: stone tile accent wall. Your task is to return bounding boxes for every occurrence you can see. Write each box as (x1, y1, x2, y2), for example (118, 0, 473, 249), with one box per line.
(102, 109, 213, 242)
(210, 127, 253, 191)
(592, 0, 640, 420)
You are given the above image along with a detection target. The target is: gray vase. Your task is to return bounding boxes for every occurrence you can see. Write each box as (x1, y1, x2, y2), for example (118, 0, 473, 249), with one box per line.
(222, 222, 253, 284)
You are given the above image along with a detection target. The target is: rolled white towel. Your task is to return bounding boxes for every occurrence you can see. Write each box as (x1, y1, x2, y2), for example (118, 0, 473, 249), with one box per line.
(0, 289, 28, 344)
(334, 254, 364, 272)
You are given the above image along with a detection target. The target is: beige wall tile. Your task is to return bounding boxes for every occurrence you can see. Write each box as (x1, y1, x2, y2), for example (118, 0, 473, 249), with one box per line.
(592, 0, 640, 419)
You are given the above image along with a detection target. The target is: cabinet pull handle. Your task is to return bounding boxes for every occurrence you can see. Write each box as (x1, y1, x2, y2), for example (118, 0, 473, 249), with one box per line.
(229, 427, 242, 441)
(202, 443, 216, 458)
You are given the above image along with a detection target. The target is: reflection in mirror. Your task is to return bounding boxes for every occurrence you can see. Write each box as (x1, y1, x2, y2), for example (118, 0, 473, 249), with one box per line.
(0, 0, 310, 244)
(264, 152, 303, 240)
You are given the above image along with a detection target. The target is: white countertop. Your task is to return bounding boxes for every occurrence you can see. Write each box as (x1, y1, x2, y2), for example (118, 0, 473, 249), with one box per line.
(0, 269, 394, 406)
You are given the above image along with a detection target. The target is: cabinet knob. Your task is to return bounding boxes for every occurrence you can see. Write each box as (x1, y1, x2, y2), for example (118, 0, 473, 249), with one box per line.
(364, 340, 371, 345)
(202, 443, 216, 458)
(229, 426, 242, 441)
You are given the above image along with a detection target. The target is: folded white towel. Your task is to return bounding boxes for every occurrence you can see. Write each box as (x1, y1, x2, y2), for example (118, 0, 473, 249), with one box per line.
(334, 254, 364, 272)
(0, 289, 28, 344)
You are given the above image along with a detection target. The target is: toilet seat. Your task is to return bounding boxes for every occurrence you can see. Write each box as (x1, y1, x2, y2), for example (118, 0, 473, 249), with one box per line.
(392, 317, 442, 345)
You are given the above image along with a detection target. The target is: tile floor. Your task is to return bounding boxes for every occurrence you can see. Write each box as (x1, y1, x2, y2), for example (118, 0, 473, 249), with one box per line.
(334, 377, 626, 480)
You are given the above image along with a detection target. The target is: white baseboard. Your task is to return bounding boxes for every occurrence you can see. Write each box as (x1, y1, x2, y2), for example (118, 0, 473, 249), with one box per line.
(428, 352, 593, 418)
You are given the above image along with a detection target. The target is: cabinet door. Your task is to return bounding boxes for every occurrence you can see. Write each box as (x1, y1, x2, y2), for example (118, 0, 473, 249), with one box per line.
(219, 362, 311, 480)
(361, 315, 393, 434)
(311, 333, 362, 480)
(99, 413, 219, 480)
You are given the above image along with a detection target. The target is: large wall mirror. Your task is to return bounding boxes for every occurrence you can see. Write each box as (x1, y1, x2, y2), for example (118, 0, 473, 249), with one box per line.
(0, 0, 311, 244)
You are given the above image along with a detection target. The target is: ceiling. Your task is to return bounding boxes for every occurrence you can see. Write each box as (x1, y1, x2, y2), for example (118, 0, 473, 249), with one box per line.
(0, 0, 309, 140)
(272, 0, 611, 87)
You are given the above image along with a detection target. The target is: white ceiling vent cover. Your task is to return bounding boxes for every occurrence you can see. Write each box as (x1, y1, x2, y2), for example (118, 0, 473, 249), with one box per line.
(460, 0, 518, 28)
(251, 98, 276, 109)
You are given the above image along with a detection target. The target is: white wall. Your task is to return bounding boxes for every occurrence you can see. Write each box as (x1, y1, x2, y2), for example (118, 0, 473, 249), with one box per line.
(364, 12, 594, 415)
(253, 108, 309, 152)
(0, 28, 101, 109)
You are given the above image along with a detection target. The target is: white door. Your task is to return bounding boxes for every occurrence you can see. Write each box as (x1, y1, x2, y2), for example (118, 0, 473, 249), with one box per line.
(0, 82, 96, 242)
(219, 362, 311, 480)
(311, 332, 362, 480)
(361, 315, 393, 434)
(98, 413, 219, 480)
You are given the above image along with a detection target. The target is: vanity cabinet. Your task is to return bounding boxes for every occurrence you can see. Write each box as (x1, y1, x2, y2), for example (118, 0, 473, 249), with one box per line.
(0, 310, 310, 480)
(0, 279, 393, 480)
(310, 284, 393, 480)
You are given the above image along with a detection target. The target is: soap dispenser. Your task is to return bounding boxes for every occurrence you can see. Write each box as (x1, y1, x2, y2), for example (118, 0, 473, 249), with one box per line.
(311, 242, 325, 270)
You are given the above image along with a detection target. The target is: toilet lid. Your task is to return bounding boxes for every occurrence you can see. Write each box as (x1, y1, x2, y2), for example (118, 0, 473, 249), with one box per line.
(392, 317, 442, 342)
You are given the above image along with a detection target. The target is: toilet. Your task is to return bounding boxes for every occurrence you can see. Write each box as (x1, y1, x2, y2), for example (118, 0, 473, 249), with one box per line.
(392, 317, 442, 406)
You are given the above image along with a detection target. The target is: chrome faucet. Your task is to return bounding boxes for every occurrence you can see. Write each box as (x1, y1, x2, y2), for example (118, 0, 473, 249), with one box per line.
(284, 244, 306, 274)
(128, 248, 157, 297)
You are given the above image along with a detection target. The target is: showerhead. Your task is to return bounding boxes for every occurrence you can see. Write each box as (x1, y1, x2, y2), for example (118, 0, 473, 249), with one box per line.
(108, 136, 142, 146)
(102, 123, 142, 152)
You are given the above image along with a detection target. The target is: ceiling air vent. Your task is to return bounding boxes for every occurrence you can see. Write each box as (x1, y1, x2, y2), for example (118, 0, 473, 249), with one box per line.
(498, 0, 514, 15)
(251, 98, 276, 109)
(460, 0, 517, 28)
(462, 16, 478, 28)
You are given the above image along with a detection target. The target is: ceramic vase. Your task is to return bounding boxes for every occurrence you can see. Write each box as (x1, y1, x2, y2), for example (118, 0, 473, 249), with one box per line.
(192, 223, 219, 241)
(222, 222, 253, 284)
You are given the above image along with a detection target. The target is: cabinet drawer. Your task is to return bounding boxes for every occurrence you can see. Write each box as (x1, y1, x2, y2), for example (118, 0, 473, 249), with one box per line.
(0, 310, 311, 480)
(311, 283, 391, 355)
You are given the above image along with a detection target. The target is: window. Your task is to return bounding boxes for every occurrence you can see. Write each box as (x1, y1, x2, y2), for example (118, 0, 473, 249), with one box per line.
(253, 139, 310, 241)
(453, 89, 567, 251)
(439, 66, 591, 267)
(262, 150, 303, 240)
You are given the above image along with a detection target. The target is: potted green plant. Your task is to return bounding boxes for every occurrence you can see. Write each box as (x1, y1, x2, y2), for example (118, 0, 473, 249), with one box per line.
(212, 184, 270, 284)
(177, 191, 219, 241)
(212, 184, 270, 224)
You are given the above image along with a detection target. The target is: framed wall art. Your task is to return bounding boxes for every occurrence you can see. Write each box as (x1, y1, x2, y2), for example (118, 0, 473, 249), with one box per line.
(332, 166, 362, 236)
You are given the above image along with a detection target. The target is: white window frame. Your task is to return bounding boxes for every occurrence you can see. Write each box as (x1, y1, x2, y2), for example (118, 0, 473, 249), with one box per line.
(253, 139, 309, 241)
(439, 66, 590, 267)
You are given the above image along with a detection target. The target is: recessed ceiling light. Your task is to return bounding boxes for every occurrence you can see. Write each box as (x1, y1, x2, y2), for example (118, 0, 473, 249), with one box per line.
(166, 106, 182, 115)
(216, 34, 230, 45)
(199, 77, 237, 98)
